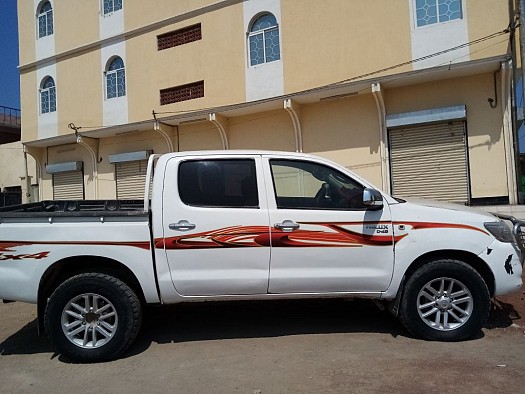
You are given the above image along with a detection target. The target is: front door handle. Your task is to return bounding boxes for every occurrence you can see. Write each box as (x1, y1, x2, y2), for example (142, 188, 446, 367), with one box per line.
(169, 220, 196, 231)
(274, 220, 300, 232)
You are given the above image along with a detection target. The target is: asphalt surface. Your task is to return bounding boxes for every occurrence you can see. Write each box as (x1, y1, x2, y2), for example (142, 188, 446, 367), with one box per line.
(1, 293, 525, 394)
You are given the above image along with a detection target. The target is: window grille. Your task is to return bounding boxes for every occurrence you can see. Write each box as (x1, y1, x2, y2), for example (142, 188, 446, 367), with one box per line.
(38, 1, 53, 38)
(106, 57, 126, 99)
(248, 13, 280, 66)
(160, 81, 204, 105)
(415, 0, 462, 27)
(103, 0, 123, 15)
(40, 76, 56, 114)
(157, 24, 202, 51)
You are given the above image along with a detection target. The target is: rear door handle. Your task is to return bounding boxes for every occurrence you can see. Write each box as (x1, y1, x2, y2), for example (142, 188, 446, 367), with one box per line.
(274, 220, 300, 232)
(169, 220, 196, 231)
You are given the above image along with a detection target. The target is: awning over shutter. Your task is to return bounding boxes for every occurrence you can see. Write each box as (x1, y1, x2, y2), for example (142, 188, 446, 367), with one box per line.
(116, 160, 148, 199)
(389, 121, 469, 204)
(52, 170, 85, 200)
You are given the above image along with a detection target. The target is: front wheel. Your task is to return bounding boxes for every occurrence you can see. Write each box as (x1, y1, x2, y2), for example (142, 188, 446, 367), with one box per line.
(45, 273, 142, 362)
(399, 260, 490, 341)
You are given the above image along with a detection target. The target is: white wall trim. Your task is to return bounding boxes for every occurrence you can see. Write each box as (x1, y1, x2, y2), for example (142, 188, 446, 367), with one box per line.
(101, 39, 129, 126)
(244, 0, 284, 101)
(36, 61, 58, 139)
(408, 0, 469, 70)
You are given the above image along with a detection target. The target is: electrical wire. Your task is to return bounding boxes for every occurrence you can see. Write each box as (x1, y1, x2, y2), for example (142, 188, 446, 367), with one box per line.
(71, 28, 512, 130)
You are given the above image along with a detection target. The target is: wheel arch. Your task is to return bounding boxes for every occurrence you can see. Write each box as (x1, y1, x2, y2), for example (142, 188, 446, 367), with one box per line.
(404, 250, 495, 296)
(388, 249, 495, 317)
(37, 255, 145, 334)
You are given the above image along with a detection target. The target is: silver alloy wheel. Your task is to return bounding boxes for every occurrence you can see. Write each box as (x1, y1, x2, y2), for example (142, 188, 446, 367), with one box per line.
(61, 293, 118, 349)
(417, 277, 473, 331)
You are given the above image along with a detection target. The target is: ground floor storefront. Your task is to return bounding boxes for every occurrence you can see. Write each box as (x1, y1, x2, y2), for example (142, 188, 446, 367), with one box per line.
(24, 58, 519, 211)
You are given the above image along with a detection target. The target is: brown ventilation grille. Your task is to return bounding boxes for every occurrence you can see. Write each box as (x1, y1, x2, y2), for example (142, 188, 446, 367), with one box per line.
(160, 81, 204, 105)
(157, 24, 202, 51)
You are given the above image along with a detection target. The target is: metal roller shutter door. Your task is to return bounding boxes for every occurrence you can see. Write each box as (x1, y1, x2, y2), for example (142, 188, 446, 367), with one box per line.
(52, 170, 85, 200)
(116, 160, 148, 199)
(389, 122, 469, 203)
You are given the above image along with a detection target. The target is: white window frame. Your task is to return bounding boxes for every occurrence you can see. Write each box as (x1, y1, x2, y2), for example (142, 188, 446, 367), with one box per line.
(40, 76, 56, 114)
(37, 1, 53, 38)
(102, 0, 123, 16)
(104, 57, 126, 100)
(247, 13, 281, 67)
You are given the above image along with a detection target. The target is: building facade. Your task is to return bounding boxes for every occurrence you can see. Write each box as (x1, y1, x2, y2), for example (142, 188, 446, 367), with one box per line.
(0, 106, 37, 206)
(17, 0, 523, 208)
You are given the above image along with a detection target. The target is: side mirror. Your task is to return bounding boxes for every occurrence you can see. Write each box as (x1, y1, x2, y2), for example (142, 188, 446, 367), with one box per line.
(362, 188, 383, 210)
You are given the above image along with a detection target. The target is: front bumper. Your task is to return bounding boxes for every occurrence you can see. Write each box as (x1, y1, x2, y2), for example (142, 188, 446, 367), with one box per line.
(493, 213, 525, 267)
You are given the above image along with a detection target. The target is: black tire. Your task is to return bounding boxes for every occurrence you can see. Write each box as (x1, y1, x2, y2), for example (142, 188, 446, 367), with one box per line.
(45, 273, 142, 362)
(399, 259, 490, 341)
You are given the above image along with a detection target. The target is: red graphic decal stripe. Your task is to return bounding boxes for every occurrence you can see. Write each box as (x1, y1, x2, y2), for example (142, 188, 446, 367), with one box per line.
(393, 221, 488, 235)
(0, 240, 151, 251)
(0, 242, 34, 252)
(157, 223, 398, 250)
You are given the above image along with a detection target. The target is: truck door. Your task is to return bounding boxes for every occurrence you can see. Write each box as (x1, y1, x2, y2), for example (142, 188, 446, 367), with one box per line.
(160, 155, 271, 296)
(264, 157, 395, 293)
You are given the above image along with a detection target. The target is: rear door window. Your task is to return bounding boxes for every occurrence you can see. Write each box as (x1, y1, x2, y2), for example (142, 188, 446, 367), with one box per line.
(178, 159, 259, 208)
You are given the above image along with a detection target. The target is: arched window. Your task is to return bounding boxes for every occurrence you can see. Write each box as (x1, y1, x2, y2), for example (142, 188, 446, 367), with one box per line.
(248, 13, 280, 66)
(105, 57, 126, 99)
(38, 1, 54, 38)
(40, 76, 56, 114)
(103, 0, 123, 16)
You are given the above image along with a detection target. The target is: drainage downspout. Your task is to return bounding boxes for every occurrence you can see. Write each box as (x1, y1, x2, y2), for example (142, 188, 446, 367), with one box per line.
(76, 136, 99, 199)
(24, 146, 42, 202)
(153, 121, 175, 152)
(372, 83, 390, 193)
(209, 113, 229, 150)
(284, 99, 303, 153)
(502, 60, 519, 204)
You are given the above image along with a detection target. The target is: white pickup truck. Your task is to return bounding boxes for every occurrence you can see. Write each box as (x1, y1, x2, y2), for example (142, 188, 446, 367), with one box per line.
(0, 151, 523, 362)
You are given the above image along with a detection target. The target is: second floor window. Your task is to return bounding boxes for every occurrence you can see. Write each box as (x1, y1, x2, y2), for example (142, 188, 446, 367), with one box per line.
(103, 0, 122, 15)
(40, 76, 56, 114)
(106, 57, 126, 99)
(38, 1, 53, 38)
(248, 13, 280, 66)
(415, 0, 462, 27)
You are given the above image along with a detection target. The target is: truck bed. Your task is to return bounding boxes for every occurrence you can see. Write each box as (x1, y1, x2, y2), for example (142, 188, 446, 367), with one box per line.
(0, 200, 147, 217)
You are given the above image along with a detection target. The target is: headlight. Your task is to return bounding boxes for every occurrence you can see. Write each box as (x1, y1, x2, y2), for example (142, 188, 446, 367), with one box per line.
(484, 221, 515, 243)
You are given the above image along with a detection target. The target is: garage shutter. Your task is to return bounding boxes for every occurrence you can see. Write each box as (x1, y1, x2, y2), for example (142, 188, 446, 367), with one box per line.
(116, 160, 148, 199)
(389, 122, 469, 204)
(52, 170, 84, 200)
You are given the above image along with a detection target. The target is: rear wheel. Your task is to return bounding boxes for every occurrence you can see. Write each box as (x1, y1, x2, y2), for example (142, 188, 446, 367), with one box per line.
(45, 273, 142, 362)
(399, 260, 490, 341)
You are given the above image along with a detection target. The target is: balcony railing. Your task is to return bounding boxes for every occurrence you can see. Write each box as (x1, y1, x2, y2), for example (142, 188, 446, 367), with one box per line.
(0, 106, 21, 128)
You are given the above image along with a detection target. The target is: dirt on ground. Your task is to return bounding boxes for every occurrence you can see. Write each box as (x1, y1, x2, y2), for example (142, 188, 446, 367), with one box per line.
(1, 286, 525, 394)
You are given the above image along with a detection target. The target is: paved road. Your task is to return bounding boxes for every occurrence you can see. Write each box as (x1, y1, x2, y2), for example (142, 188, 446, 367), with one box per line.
(1, 297, 525, 394)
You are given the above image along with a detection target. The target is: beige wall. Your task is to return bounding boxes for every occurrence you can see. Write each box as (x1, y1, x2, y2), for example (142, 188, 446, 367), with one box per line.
(281, 0, 413, 94)
(17, 1, 36, 67)
(0, 142, 37, 190)
(126, 6, 246, 122)
(54, 1, 99, 54)
(56, 49, 103, 134)
(123, 0, 219, 31)
(301, 95, 383, 186)
(229, 110, 295, 151)
(20, 68, 38, 142)
(466, 0, 511, 61)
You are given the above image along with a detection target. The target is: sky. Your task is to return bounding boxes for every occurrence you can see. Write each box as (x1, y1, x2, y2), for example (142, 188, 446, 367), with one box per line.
(0, 0, 20, 109)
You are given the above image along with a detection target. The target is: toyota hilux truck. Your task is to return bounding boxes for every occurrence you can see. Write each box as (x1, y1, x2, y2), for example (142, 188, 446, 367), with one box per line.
(0, 151, 523, 362)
